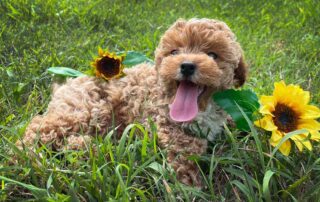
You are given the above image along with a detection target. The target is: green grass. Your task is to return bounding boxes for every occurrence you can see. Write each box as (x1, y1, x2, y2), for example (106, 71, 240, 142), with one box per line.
(1, 0, 320, 201)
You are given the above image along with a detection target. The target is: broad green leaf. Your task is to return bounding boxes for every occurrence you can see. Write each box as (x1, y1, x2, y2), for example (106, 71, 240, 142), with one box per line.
(47, 67, 85, 77)
(213, 89, 259, 131)
(118, 51, 153, 67)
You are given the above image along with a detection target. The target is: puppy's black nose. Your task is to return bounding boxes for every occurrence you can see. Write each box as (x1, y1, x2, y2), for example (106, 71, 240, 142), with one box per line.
(180, 62, 196, 77)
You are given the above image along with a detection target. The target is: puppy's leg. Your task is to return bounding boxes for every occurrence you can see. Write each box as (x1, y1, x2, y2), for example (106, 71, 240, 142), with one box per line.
(158, 127, 207, 187)
(17, 77, 113, 150)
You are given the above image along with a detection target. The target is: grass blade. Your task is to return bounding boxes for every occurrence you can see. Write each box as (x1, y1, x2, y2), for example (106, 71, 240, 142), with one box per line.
(0, 175, 47, 199)
(231, 180, 253, 201)
(262, 170, 275, 202)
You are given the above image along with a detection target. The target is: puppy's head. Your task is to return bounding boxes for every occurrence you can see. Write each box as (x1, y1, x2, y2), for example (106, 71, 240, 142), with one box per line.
(155, 18, 248, 122)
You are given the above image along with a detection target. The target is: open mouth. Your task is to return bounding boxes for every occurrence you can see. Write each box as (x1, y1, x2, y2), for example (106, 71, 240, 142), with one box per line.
(169, 80, 206, 122)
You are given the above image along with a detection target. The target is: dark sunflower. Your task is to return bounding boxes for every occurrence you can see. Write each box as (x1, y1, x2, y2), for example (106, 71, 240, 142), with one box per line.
(91, 48, 125, 80)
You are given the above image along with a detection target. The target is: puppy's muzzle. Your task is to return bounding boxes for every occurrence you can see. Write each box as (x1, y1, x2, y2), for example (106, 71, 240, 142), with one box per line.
(180, 62, 196, 77)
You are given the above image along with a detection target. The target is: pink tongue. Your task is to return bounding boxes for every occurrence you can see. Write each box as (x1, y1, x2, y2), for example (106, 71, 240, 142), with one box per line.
(170, 81, 199, 122)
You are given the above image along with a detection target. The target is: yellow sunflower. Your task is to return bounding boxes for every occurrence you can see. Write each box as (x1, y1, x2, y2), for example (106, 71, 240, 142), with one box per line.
(91, 48, 125, 80)
(254, 81, 320, 156)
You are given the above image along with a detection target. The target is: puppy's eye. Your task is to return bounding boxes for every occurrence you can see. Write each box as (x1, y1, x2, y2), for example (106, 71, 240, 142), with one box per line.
(170, 50, 179, 55)
(207, 52, 218, 59)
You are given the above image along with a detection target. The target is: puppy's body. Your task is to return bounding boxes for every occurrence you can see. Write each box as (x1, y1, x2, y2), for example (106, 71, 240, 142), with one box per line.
(18, 19, 247, 186)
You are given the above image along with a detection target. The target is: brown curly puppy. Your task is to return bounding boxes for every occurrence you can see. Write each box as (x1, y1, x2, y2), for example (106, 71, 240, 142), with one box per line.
(17, 18, 248, 187)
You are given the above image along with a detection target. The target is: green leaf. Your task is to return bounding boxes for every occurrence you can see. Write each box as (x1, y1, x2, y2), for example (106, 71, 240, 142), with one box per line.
(0, 175, 47, 199)
(6, 69, 14, 77)
(46, 173, 53, 190)
(115, 164, 130, 197)
(47, 67, 85, 77)
(263, 170, 275, 202)
(281, 173, 310, 199)
(147, 162, 165, 175)
(118, 51, 153, 67)
(231, 180, 252, 201)
(213, 89, 260, 131)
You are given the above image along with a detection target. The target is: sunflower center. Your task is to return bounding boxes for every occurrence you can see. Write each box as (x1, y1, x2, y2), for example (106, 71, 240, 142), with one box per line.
(98, 57, 120, 78)
(273, 103, 299, 133)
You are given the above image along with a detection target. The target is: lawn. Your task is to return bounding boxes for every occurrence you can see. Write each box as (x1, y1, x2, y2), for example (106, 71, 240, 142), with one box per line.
(1, 0, 320, 201)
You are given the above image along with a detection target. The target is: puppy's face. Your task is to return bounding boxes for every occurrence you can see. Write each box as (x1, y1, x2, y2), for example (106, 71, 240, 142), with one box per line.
(155, 19, 248, 122)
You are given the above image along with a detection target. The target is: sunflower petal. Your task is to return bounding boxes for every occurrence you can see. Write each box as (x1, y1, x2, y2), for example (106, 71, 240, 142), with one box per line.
(298, 119, 320, 131)
(98, 47, 104, 57)
(92, 49, 125, 81)
(279, 140, 291, 156)
(291, 134, 312, 151)
(309, 130, 320, 141)
(287, 84, 310, 105)
(273, 81, 287, 101)
(297, 121, 320, 140)
(269, 130, 291, 156)
(269, 130, 283, 147)
(95, 70, 101, 77)
(300, 105, 320, 119)
(254, 115, 277, 131)
(259, 96, 276, 115)
(273, 81, 310, 107)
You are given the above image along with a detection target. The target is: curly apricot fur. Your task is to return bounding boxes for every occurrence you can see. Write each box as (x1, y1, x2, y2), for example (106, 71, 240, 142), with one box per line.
(18, 18, 248, 187)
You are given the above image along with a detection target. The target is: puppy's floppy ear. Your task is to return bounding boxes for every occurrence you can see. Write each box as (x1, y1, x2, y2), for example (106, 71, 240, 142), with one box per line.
(234, 55, 248, 87)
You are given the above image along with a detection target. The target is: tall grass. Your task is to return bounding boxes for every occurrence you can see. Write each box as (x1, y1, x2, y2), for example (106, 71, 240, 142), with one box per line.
(1, 0, 320, 201)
